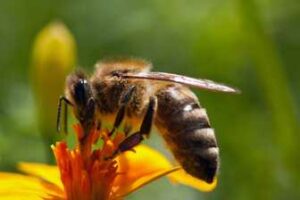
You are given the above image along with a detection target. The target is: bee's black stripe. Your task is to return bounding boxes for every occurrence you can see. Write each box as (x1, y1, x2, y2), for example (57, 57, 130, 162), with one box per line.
(154, 85, 219, 183)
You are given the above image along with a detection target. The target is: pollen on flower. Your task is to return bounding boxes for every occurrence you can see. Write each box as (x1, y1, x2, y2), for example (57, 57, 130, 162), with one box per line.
(52, 124, 125, 200)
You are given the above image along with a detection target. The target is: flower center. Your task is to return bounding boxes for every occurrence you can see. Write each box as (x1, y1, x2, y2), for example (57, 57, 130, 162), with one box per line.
(52, 124, 125, 200)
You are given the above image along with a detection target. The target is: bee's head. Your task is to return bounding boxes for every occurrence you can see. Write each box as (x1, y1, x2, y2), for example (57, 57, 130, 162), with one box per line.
(64, 70, 96, 136)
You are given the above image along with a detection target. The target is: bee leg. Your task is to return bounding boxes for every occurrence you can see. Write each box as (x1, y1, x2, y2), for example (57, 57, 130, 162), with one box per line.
(57, 96, 73, 134)
(107, 97, 156, 159)
(109, 86, 135, 136)
(124, 124, 132, 136)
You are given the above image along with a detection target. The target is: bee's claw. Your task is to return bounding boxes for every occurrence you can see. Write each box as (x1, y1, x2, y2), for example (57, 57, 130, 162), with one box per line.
(129, 148, 136, 153)
(104, 146, 137, 161)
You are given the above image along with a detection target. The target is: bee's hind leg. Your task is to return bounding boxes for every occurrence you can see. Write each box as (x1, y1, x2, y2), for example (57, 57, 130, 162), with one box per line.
(106, 97, 156, 159)
(109, 86, 136, 136)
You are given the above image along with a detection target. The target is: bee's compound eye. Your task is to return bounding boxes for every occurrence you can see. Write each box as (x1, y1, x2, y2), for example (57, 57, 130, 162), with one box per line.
(74, 79, 91, 106)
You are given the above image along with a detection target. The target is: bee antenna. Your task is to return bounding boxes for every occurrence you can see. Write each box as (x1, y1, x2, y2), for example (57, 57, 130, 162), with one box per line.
(57, 96, 73, 134)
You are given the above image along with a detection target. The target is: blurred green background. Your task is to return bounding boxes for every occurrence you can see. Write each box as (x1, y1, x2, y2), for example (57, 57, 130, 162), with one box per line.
(0, 0, 299, 199)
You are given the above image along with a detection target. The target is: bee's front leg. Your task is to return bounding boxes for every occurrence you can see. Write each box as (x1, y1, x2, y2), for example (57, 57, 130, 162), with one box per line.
(106, 97, 156, 159)
(109, 86, 136, 136)
(57, 96, 73, 134)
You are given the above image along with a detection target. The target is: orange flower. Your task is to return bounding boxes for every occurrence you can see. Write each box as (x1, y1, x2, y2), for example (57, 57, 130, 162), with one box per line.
(0, 124, 217, 200)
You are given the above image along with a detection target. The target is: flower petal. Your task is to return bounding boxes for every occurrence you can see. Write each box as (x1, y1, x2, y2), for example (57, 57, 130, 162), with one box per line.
(113, 145, 180, 197)
(167, 169, 217, 192)
(0, 172, 64, 200)
(18, 162, 63, 189)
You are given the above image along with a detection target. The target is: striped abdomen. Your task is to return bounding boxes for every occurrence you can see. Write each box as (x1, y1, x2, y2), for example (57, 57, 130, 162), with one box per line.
(154, 85, 219, 183)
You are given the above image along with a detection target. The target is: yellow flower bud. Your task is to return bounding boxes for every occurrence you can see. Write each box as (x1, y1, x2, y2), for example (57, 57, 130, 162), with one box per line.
(30, 22, 76, 159)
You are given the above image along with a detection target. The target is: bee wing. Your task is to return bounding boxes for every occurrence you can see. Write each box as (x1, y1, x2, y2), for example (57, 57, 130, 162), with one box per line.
(122, 72, 240, 93)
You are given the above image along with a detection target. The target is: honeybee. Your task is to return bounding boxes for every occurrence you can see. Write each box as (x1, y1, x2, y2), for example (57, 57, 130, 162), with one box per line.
(57, 58, 239, 183)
